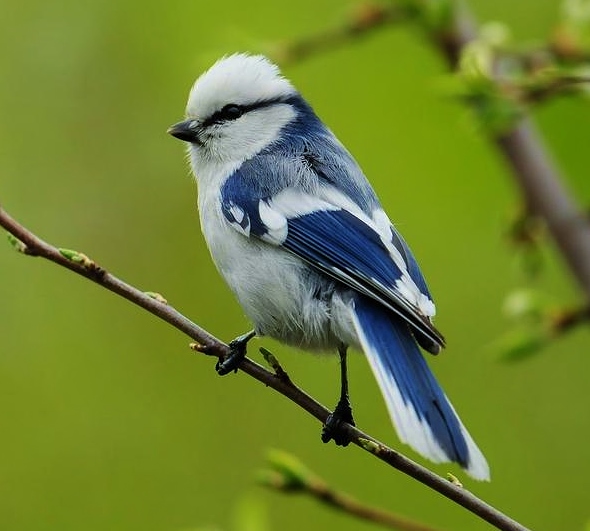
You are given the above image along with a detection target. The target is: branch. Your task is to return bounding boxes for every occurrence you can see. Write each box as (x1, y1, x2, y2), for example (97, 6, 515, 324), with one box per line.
(260, 449, 445, 531)
(495, 288, 590, 362)
(0, 205, 530, 531)
(275, 2, 408, 63)
(551, 302, 590, 334)
(418, 6, 590, 301)
(495, 123, 590, 299)
(522, 75, 590, 104)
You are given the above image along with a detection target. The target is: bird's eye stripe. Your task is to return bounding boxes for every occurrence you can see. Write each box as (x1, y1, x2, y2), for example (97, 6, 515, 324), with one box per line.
(202, 105, 242, 127)
(201, 96, 293, 128)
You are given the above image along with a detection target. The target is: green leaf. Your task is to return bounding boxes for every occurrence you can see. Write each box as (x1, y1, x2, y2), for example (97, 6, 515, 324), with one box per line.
(502, 289, 548, 323)
(358, 437, 381, 454)
(6, 232, 27, 253)
(144, 291, 168, 304)
(260, 449, 318, 491)
(58, 248, 84, 263)
(494, 326, 549, 362)
(553, 0, 590, 58)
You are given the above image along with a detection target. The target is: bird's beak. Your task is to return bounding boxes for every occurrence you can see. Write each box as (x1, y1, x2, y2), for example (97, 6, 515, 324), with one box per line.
(167, 120, 200, 143)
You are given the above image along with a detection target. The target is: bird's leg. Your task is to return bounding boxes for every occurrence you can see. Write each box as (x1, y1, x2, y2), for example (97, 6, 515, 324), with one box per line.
(321, 344, 356, 446)
(216, 330, 256, 375)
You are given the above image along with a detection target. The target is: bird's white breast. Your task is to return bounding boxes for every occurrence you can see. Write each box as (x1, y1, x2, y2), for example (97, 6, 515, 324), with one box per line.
(192, 154, 347, 350)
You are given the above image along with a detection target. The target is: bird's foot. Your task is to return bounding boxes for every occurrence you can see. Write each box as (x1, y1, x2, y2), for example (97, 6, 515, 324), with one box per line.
(321, 398, 355, 447)
(216, 330, 256, 376)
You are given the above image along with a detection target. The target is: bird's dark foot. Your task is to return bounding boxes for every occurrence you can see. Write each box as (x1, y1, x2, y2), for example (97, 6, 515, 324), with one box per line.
(216, 330, 256, 376)
(321, 398, 355, 447)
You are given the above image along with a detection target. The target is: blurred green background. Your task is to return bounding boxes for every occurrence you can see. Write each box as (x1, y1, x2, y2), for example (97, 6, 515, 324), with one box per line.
(1, 1, 589, 530)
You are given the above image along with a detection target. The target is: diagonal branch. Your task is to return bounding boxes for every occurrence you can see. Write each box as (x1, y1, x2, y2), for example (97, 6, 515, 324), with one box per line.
(430, 7, 590, 301)
(495, 123, 590, 299)
(0, 204, 529, 531)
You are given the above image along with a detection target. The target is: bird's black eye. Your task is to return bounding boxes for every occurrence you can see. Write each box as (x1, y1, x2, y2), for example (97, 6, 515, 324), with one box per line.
(218, 104, 243, 121)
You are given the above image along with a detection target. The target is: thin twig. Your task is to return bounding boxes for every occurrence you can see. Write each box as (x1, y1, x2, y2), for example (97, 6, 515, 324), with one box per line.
(550, 303, 590, 335)
(422, 7, 590, 301)
(259, 346, 293, 384)
(0, 205, 530, 531)
(414, 6, 590, 335)
(261, 449, 444, 531)
(275, 2, 408, 63)
(495, 122, 590, 299)
(311, 486, 442, 531)
(523, 75, 590, 103)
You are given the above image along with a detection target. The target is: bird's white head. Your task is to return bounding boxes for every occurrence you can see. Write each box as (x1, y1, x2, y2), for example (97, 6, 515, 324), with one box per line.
(168, 53, 299, 166)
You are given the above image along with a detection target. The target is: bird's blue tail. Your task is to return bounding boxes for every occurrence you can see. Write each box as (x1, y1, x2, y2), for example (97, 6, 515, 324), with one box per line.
(351, 296, 490, 480)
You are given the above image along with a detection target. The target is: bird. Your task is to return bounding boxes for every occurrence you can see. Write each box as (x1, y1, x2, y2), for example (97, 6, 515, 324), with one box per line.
(168, 53, 490, 481)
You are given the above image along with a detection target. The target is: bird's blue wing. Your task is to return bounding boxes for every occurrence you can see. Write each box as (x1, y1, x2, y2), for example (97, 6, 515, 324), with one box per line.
(220, 168, 444, 350)
(283, 207, 443, 348)
(388, 226, 432, 300)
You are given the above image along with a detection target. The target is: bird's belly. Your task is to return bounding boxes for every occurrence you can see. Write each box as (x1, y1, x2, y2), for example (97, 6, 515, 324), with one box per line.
(200, 203, 348, 350)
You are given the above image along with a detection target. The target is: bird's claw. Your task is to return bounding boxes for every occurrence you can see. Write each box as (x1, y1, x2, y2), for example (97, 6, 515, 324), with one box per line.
(215, 331, 255, 375)
(321, 400, 355, 447)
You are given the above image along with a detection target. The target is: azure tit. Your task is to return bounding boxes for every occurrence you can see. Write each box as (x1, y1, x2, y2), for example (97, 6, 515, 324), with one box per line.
(168, 53, 489, 480)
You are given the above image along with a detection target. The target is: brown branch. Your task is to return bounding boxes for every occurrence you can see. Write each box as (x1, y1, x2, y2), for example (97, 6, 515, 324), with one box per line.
(311, 486, 440, 531)
(419, 7, 590, 301)
(0, 205, 530, 531)
(495, 123, 590, 299)
(275, 2, 408, 63)
(550, 303, 590, 335)
(261, 449, 445, 531)
(523, 75, 590, 104)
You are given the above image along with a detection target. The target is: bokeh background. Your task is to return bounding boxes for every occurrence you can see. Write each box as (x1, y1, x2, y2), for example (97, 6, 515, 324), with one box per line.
(1, 1, 589, 530)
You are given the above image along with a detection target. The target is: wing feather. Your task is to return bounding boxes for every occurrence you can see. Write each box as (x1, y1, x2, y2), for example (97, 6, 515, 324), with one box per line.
(220, 177, 444, 350)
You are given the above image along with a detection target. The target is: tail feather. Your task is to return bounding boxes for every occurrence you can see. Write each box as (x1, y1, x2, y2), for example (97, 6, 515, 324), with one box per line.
(351, 296, 490, 481)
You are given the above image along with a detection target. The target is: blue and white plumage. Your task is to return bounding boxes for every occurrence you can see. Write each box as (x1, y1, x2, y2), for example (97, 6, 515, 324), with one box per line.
(168, 53, 490, 480)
